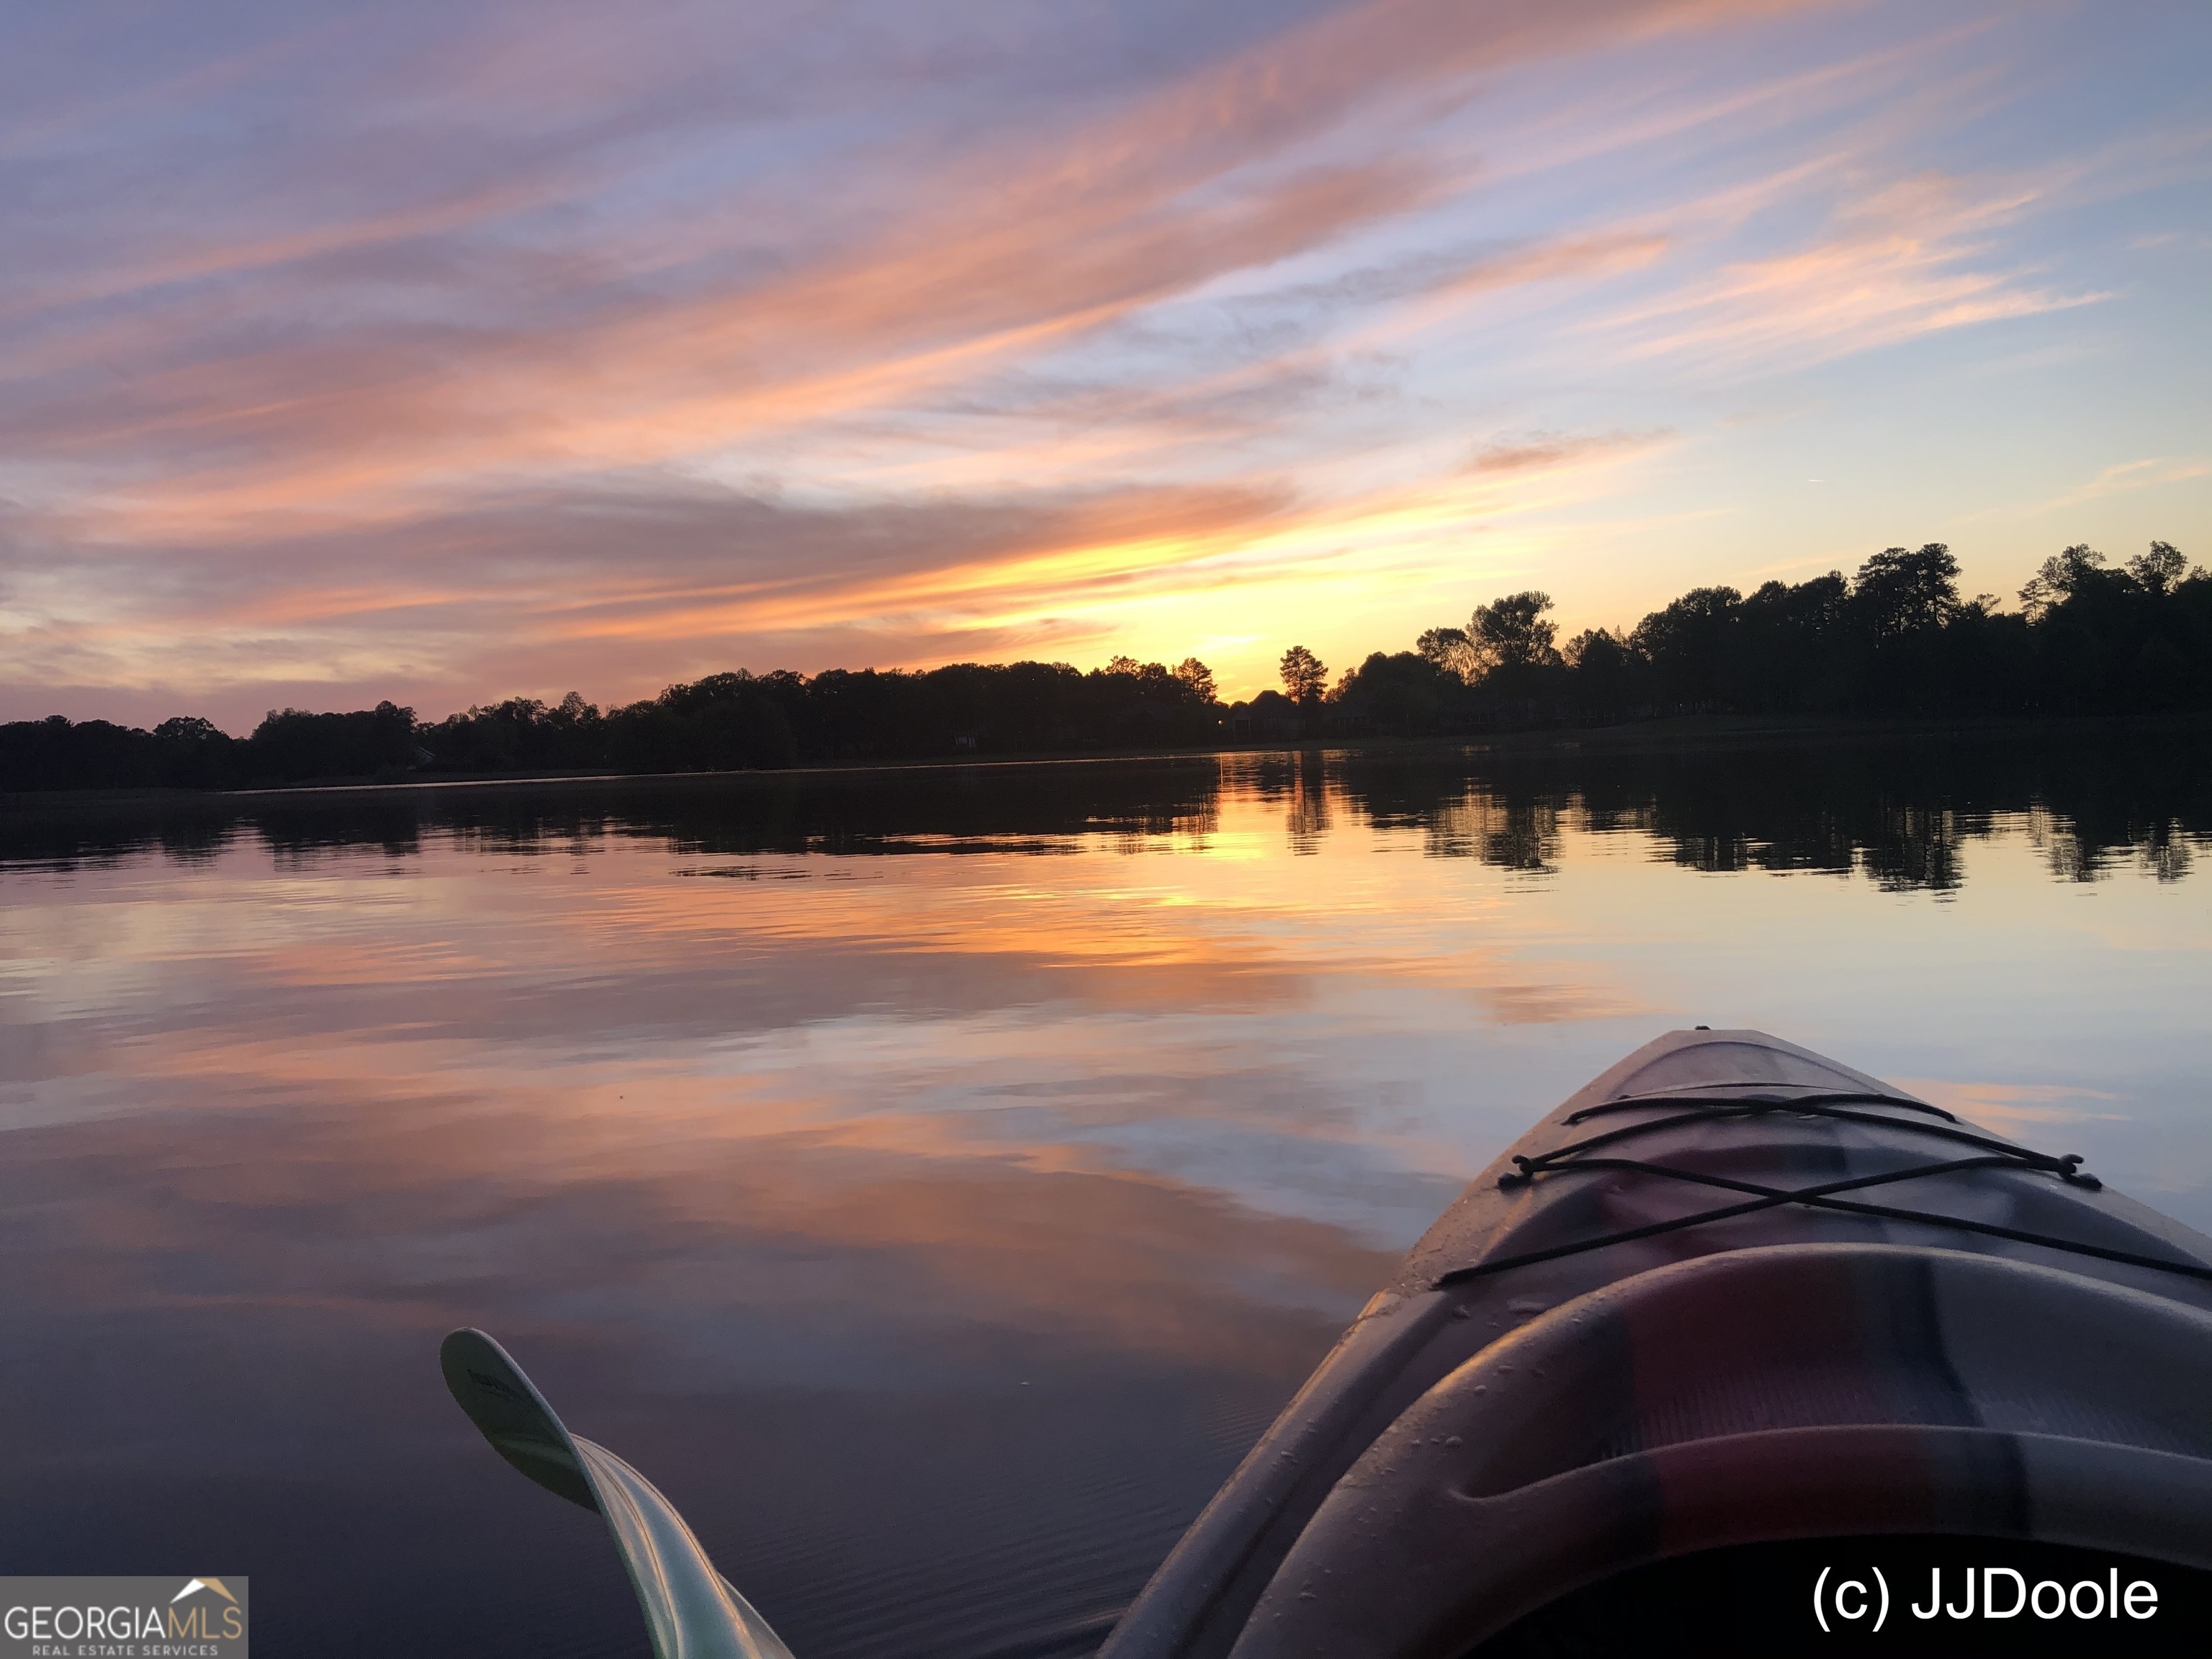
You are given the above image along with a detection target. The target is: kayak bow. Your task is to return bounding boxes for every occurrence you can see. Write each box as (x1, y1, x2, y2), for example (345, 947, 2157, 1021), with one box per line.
(1102, 1028, 2212, 1658)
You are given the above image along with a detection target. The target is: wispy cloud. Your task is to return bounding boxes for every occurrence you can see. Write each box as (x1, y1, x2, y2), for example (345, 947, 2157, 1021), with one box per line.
(1591, 166, 2110, 374)
(1464, 429, 1668, 475)
(2032, 457, 2212, 513)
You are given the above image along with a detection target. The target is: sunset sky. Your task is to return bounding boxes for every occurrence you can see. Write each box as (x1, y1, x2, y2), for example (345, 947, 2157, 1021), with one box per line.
(5, 0, 2208, 728)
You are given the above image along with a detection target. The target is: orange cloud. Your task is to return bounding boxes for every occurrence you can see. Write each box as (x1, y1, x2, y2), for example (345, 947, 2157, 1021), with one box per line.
(1464, 428, 1668, 476)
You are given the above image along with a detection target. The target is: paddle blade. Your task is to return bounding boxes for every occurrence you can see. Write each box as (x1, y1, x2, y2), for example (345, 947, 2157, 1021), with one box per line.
(439, 1327, 799, 1658)
(440, 1326, 598, 1511)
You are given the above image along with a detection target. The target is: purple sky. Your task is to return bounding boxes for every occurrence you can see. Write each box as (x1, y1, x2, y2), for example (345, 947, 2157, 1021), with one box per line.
(5, 0, 2208, 727)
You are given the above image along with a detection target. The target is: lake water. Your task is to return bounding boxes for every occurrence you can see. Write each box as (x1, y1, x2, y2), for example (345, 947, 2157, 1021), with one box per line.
(3, 728, 2208, 1658)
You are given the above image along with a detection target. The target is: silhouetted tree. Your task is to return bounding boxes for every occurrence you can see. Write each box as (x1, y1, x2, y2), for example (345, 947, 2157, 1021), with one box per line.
(250, 701, 419, 781)
(1845, 545, 1964, 712)
(1631, 587, 1743, 709)
(1327, 651, 1462, 732)
(1562, 628, 1637, 717)
(2019, 544, 2110, 619)
(1416, 626, 1475, 681)
(1852, 544, 1961, 637)
(1468, 592, 1562, 674)
(608, 671, 796, 772)
(1738, 573, 1851, 711)
(1280, 644, 1328, 706)
(2129, 541, 2189, 595)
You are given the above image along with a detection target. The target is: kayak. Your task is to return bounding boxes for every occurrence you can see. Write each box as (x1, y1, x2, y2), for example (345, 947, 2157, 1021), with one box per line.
(1100, 1028, 2212, 1658)
(443, 1028, 2212, 1658)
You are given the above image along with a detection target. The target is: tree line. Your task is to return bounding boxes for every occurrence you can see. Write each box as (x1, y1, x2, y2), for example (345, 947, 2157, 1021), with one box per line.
(2, 540, 2204, 793)
(0, 657, 1223, 791)
(1296, 539, 2208, 735)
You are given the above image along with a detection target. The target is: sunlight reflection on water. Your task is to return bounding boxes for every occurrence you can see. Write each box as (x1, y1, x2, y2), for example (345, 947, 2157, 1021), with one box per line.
(2, 734, 2207, 1657)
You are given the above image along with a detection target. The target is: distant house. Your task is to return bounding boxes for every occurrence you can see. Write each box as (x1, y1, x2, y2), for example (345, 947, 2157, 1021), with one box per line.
(1322, 701, 1374, 738)
(1228, 690, 1301, 741)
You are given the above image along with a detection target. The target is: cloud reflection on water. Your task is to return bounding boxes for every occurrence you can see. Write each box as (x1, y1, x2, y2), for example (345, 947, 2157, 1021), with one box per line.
(1, 734, 2208, 1656)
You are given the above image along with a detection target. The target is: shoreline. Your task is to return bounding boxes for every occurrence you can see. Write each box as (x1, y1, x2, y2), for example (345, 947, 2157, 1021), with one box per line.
(5, 709, 2208, 814)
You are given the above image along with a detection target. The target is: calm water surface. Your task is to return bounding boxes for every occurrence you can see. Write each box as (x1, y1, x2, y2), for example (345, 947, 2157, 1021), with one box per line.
(3, 733, 2208, 1657)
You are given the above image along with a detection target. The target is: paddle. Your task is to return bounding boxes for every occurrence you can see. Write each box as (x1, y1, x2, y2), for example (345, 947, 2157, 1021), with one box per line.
(441, 1327, 798, 1659)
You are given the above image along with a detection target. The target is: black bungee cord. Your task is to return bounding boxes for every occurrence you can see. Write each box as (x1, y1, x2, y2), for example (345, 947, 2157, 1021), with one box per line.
(1434, 1089, 2212, 1288)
